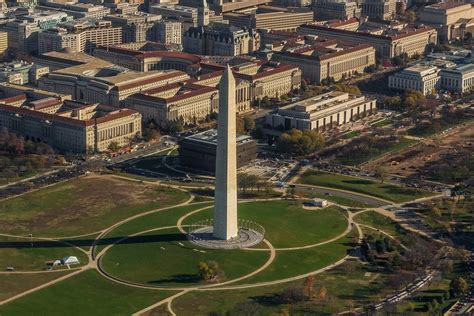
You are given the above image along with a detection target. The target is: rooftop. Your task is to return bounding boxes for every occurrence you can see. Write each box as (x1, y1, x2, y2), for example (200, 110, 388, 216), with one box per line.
(185, 129, 253, 145)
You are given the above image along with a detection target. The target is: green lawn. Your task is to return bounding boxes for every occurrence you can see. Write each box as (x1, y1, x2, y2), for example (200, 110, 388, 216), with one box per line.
(299, 171, 432, 203)
(234, 228, 357, 284)
(183, 201, 349, 248)
(343, 130, 361, 139)
(101, 228, 270, 287)
(0, 175, 189, 237)
(0, 270, 177, 316)
(307, 192, 373, 208)
(353, 211, 405, 240)
(0, 271, 72, 302)
(0, 237, 88, 271)
(336, 137, 417, 165)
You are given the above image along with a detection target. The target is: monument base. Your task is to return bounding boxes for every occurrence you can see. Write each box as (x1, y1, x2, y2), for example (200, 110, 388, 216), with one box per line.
(187, 219, 265, 249)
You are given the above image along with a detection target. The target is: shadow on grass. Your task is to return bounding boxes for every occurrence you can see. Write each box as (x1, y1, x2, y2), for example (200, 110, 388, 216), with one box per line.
(0, 233, 187, 250)
(343, 179, 375, 186)
(148, 274, 200, 285)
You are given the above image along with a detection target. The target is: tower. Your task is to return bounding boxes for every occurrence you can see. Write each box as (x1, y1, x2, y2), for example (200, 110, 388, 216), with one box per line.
(198, 0, 210, 27)
(213, 64, 238, 240)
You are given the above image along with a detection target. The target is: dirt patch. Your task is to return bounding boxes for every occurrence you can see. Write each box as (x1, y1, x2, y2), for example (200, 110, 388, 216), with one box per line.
(362, 122, 474, 181)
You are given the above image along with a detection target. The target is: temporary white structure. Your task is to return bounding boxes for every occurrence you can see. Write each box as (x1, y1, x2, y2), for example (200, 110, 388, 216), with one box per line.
(62, 256, 80, 265)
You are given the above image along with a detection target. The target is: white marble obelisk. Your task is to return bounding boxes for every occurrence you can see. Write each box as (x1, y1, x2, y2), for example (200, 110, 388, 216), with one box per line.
(213, 64, 238, 240)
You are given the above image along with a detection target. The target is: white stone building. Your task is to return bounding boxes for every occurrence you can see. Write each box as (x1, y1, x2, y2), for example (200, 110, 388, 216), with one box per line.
(388, 65, 440, 95)
(440, 64, 474, 94)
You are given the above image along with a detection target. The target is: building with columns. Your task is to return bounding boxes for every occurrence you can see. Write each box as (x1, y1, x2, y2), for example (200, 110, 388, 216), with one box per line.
(440, 64, 474, 94)
(360, 0, 396, 20)
(388, 65, 440, 95)
(271, 40, 376, 83)
(265, 91, 377, 132)
(297, 23, 437, 59)
(313, 0, 361, 21)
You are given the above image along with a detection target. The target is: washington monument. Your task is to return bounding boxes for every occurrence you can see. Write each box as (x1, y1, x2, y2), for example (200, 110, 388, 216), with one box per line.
(213, 64, 238, 240)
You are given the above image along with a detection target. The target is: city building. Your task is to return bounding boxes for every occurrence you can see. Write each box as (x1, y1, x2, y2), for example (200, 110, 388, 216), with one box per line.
(0, 94, 142, 153)
(224, 6, 314, 31)
(313, 0, 361, 21)
(36, 2, 111, 19)
(183, 22, 260, 56)
(265, 90, 377, 132)
(0, 31, 7, 57)
(419, 2, 474, 42)
(360, 0, 396, 20)
(388, 65, 440, 95)
(93, 46, 201, 72)
(298, 23, 437, 59)
(272, 40, 376, 83)
(37, 54, 190, 107)
(440, 64, 474, 94)
(38, 19, 122, 54)
(104, 13, 182, 45)
(32, 50, 99, 71)
(0, 61, 49, 85)
(179, 128, 257, 172)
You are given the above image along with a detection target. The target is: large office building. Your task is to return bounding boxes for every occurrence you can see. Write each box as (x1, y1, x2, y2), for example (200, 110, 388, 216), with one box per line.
(440, 64, 474, 94)
(265, 91, 377, 132)
(36, 2, 111, 19)
(38, 19, 122, 54)
(179, 129, 257, 172)
(0, 89, 142, 153)
(419, 2, 474, 42)
(360, 0, 396, 20)
(388, 65, 440, 95)
(183, 22, 260, 56)
(224, 6, 314, 31)
(93, 46, 201, 72)
(298, 23, 437, 59)
(313, 0, 361, 20)
(37, 54, 190, 107)
(272, 40, 376, 83)
(0, 31, 7, 57)
(0, 61, 49, 85)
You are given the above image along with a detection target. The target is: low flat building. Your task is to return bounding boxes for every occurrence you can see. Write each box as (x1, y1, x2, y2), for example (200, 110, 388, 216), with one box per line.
(0, 95, 141, 153)
(224, 6, 314, 31)
(298, 23, 437, 59)
(272, 40, 376, 83)
(179, 128, 257, 172)
(440, 64, 474, 94)
(265, 91, 376, 132)
(388, 65, 440, 95)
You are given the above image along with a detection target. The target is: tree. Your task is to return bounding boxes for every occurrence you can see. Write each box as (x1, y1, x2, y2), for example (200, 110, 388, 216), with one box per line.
(107, 141, 120, 152)
(430, 205, 442, 218)
(243, 116, 255, 134)
(317, 286, 327, 300)
(276, 129, 324, 156)
(374, 166, 387, 183)
(198, 261, 220, 281)
(303, 275, 314, 300)
(450, 277, 468, 297)
(406, 10, 416, 23)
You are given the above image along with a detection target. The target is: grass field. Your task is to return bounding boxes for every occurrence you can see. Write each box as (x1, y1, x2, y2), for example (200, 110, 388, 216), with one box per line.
(235, 228, 357, 284)
(0, 271, 72, 302)
(0, 175, 189, 237)
(0, 270, 176, 316)
(353, 211, 405, 240)
(299, 171, 432, 203)
(336, 137, 417, 165)
(0, 237, 88, 271)
(306, 192, 373, 208)
(183, 201, 348, 248)
(172, 260, 394, 315)
(101, 228, 270, 287)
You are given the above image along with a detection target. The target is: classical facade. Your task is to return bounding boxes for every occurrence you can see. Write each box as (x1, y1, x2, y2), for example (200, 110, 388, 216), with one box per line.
(93, 46, 200, 72)
(38, 19, 122, 54)
(265, 91, 377, 132)
(440, 64, 474, 94)
(298, 23, 437, 59)
(183, 22, 260, 56)
(272, 41, 376, 83)
(360, 0, 396, 20)
(224, 6, 314, 31)
(0, 98, 141, 153)
(388, 65, 440, 95)
(313, 0, 361, 20)
(419, 2, 474, 42)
